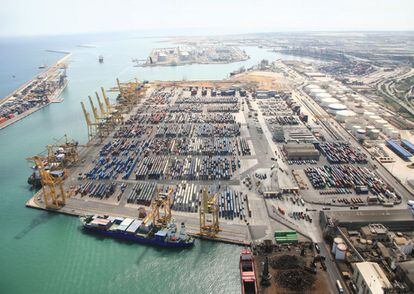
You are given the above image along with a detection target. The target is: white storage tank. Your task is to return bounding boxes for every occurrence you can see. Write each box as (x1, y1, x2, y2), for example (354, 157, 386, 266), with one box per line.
(332, 237, 344, 253)
(374, 119, 387, 128)
(354, 104, 365, 114)
(335, 243, 347, 260)
(366, 125, 375, 134)
(363, 111, 374, 119)
(356, 129, 366, 140)
(369, 129, 380, 139)
(321, 97, 340, 107)
(328, 103, 347, 114)
(314, 92, 332, 102)
(369, 115, 381, 123)
(337, 110, 357, 123)
(389, 130, 400, 139)
(352, 125, 362, 134)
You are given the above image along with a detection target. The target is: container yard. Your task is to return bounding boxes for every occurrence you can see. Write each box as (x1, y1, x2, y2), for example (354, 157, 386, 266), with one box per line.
(22, 62, 414, 294)
(0, 53, 70, 130)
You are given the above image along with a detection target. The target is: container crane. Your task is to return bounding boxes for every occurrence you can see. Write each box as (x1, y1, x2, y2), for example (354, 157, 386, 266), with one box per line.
(199, 187, 220, 238)
(142, 188, 173, 227)
(81, 101, 100, 141)
(27, 155, 67, 209)
(101, 86, 123, 123)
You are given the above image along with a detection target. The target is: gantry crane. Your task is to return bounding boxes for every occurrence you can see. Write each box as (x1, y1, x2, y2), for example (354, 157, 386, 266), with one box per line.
(143, 188, 173, 227)
(199, 187, 220, 238)
(113, 77, 147, 111)
(46, 134, 80, 167)
(27, 155, 67, 209)
(101, 86, 123, 123)
(81, 101, 100, 141)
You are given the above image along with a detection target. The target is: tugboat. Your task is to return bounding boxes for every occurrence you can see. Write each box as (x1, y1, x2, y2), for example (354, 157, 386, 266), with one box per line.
(240, 249, 258, 294)
(80, 215, 194, 248)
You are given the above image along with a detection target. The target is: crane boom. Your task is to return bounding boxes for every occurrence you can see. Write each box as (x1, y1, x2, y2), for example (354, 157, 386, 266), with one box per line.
(95, 91, 108, 117)
(88, 95, 102, 122)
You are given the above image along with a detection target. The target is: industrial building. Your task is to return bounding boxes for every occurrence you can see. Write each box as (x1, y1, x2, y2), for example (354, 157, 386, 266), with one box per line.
(401, 139, 414, 154)
(351, 262, 392, 294)
(320, 209, 414, 231)
(284, 142, 320, 160)
(386, 140, 412, 160)
(396, 260, 414, 291)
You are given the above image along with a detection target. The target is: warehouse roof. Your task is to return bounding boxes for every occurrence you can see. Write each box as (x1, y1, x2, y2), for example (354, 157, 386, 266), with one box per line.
(354, 262, 392, 294)
(322, 209, 414, 229)
(402, 139, 414, 154)
(386, 140, 412, 158)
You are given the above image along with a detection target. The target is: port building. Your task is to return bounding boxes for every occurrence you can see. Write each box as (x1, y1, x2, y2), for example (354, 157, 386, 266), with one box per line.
(386, 140, 412, 160)
(352, 262, 392, 294)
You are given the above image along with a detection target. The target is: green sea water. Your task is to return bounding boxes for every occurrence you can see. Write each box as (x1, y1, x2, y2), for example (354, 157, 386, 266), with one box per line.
(0, 33, 304, 294)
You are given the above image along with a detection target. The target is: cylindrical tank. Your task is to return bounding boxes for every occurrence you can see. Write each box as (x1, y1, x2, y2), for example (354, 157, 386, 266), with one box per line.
(321, 98, 340, 107)
(354, 96, 365, 104)
(366, 125, 375, 134)
(389, 130, 400, 139)
(369, 129, 380, 139)
(332, 237, 344, 254)
(374, 119, 387, 128)
(354, 104, 365, 114)
(328, 103, 347, 114)
(315, 92, 332, 102)
(369, 115, 381, 123)
(335, 243, 347, 260)
(356, 129, 366, 140)
(352, 125, 361, 134)
(337, 110, 357, 123)
(363, 111, 374, 119)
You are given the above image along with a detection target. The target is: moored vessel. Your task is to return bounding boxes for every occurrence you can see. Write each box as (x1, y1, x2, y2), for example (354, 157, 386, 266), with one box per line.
(240, 248, 258, 294)
(80, 215, 194, 248)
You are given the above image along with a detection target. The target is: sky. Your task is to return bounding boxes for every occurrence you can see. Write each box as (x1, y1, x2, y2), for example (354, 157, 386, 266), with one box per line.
(1, 0, 414, 37)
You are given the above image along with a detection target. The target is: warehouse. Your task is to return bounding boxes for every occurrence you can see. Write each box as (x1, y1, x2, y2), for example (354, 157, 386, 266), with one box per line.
(284, 142, 320, 160)
(386, 140, 412, 160)
(352, 262, 392, 294)
(401, 139, 414, 154)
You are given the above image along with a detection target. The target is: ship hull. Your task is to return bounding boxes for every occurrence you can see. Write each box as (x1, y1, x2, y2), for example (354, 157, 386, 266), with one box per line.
(82, 225, 194, 248)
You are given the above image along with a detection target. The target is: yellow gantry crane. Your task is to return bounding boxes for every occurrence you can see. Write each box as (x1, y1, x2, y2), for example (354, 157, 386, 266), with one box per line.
(27, 155, 67, 209)
(143, 188, 173, 227)
(199, 187, 220, 238)
(81, 101, 100, 141)
(114, 77, 147, 110)
(101, 86, 123, 123)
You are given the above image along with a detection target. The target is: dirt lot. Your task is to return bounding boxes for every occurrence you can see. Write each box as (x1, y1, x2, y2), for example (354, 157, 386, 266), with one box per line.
(254, 244, 331, 293)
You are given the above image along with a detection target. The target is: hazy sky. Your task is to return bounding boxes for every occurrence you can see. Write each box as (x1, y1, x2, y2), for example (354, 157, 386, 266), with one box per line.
(1, 0, 414, 37)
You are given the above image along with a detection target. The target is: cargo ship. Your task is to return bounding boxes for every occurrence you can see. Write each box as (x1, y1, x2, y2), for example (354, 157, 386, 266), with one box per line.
(240, 249, 258, 294)
(80, 215, 194, 248)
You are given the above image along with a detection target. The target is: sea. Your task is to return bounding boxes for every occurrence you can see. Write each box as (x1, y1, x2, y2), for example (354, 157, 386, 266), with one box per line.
(0, 31, 310, 294)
